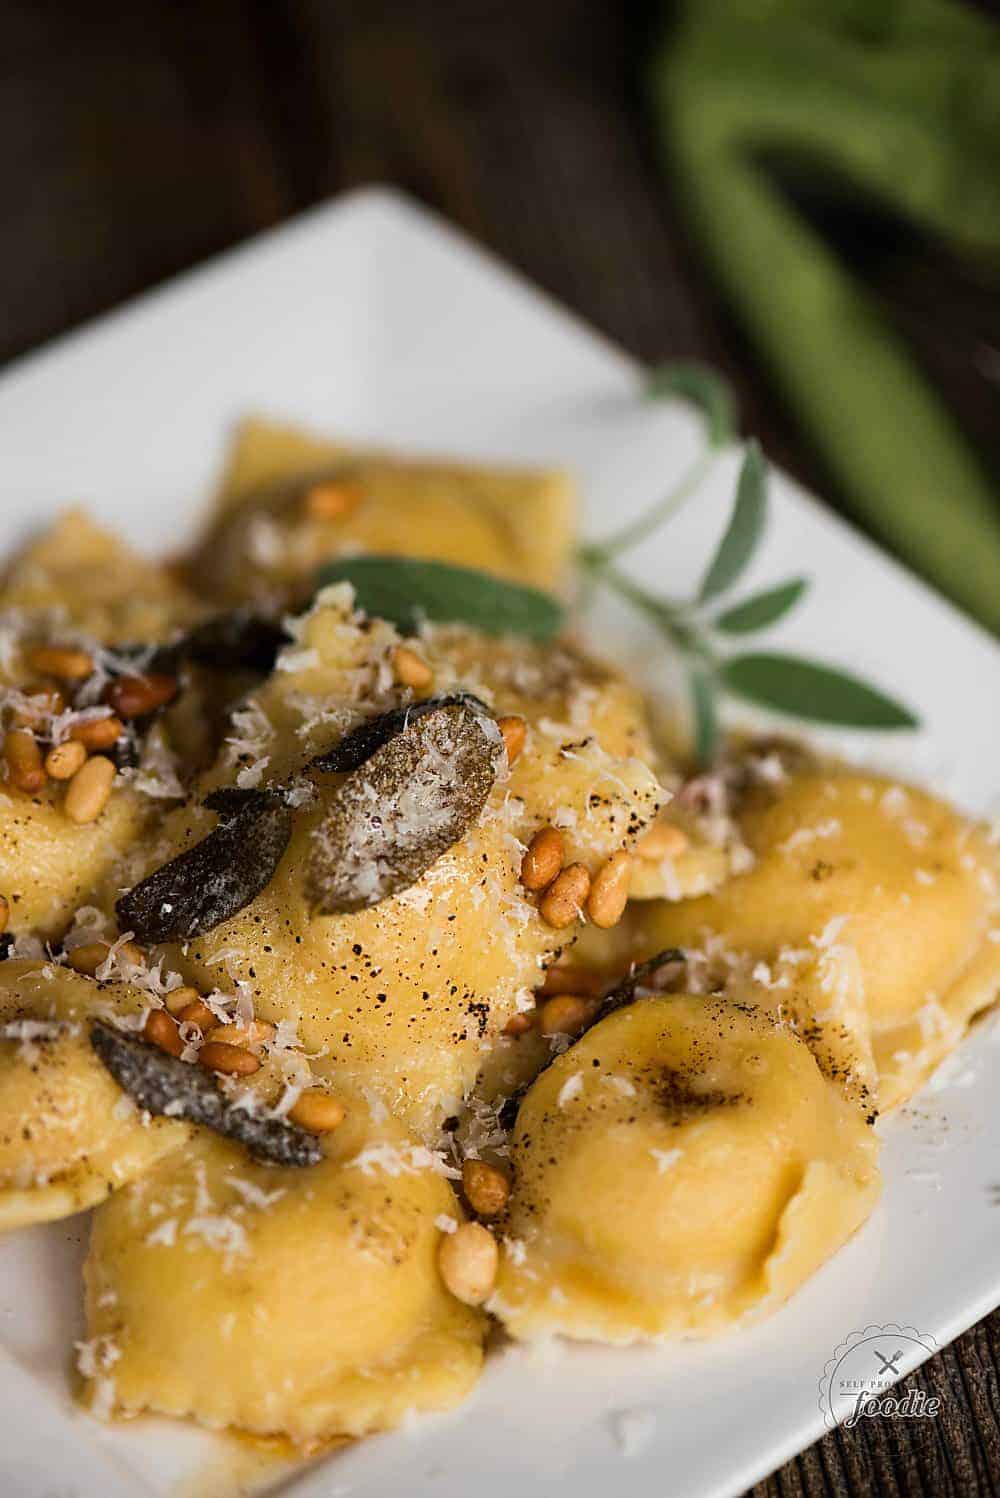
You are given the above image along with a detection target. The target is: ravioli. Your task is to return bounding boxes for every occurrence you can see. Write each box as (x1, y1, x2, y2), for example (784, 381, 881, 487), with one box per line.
(186, 417, 576, 607)
(109, 586, 663, 1139)
(1, 508, 200, 646)
(82, 1114, 485, 1443)
(0, 513, 207, 938)
(0, 962, 188, 1229)
(493, 993, 880, 1342)
(635, 770, 1000, 1109)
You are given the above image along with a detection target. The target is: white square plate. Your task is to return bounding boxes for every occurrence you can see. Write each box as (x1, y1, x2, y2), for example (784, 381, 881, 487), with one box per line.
(0, 187, 998, 1498)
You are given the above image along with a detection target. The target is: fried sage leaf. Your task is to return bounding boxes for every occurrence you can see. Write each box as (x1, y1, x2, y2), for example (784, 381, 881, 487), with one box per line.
(91, 1022, 321, 1167)
(146, 610, 289, 677)
(116, 790, 294, 942)
(308, 701, 501, 914)
(307, 692, 490, 775)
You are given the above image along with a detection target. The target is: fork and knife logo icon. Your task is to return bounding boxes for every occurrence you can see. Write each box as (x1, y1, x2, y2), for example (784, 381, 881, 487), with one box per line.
(873, 1348, 904, 1377)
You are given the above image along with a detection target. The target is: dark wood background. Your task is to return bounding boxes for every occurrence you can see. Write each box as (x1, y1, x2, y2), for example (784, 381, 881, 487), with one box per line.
(4, 2, 999, 1492)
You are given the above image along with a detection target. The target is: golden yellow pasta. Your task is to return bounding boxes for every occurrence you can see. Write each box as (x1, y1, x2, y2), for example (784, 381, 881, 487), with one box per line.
(635, 769, 1000, 1109)
(82, 1116, 485, 1443)
(186, 417, 576, 606)
(0, 962, 188, 1229)
(114, 585, 663, 1139)
(493, 992, 880, 1342)
(2, 508, 200, 646)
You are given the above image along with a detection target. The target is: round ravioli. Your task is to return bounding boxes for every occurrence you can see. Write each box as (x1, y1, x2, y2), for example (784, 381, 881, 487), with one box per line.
(120, 587, 664, 1139)
(636, 771, 1000, 1109)
(493, 993, 880, 1343)
(0, 963, 188, 1229)
(82, 1117, 485, 1444)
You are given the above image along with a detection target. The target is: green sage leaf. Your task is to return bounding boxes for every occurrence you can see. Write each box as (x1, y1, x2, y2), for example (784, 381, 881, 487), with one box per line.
(689, 667, 719, 764)
(698, 441, 768, 603)
(646, 361, 736, 449)
(721, 653, 918, 729)
(316, 556, 565, 640)
(714, 577, 807, 634)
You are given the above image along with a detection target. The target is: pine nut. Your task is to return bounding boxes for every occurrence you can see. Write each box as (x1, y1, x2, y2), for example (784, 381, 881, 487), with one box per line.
(144, 1008, 185, 1057)
(204, 1019, 275, 1048)
(504, 1011, 535, 1037)
(303, 480, 362, 519)
(497, 715, 526, 765)
(539, 965, 604, 998)
(521, 826, 564, 891)
(538, 863, 591, 928)
(198, 1042, 261, 1076)
(635, 820, 689, 860)
(64, 755, 116, 824)
(0, 894, 9, 935)
(538, 994, 596, 1036)
(462, 1159, 510, 1217)
(70, 716, 124, 751)
(177, 998, 216, 1031)
(44, 740, 88, 780)
(289, 1089, 345, 1133)
(13, 685, 65, 727)
(4, 729, 46, 793)
(105, 674, 178, 719)
(391, 645, 433, 690)
(26, 645, 94, 682)
(67, 942, 111, 976)
(437, 1221, 498, 1305)
(586, 850, 631, 929)
(164, 986, 204, 1017)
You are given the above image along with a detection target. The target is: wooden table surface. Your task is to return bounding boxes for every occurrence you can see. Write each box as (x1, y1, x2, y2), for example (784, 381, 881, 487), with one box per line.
(4, 2, 999, 1492)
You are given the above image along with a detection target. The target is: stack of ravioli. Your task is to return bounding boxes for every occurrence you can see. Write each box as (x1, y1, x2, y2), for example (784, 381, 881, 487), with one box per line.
(0, 419, 996, 1451)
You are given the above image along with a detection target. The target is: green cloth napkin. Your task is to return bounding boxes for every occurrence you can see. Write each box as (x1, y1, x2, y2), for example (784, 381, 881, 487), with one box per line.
(651, 0, 1000, 632)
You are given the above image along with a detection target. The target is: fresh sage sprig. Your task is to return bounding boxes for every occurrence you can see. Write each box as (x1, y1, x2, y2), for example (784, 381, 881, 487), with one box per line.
(579, 363, 918, 762)
(316, 556, 565, 640)
(579, 362, 735, 571)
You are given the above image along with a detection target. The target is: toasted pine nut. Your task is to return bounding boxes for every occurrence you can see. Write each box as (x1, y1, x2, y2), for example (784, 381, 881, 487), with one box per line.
(105, 673, 178, 719)
(539, 965, 604, 998)
(303, 480, 363, 520)
(144, 1009, 185, 1057)
(198, 1042, 261, 1076)
(4, 729, 46, 793)
(587, 850, 631, 929)
(538, 994, 596, 1036)
(497, 715, 526, 765)
(391, 645, 433, 690)
(437, 1221, 498, 1305)
(521, 826, 564, 892)
(538, 863, 591, 928)
(67, 942, 111, 976)
(178, 998, 216, 1030)
(70, 715, 124, 751)
(44, 740, 88, 780)
(204, 1019, 275, 1048)
(462, 1159, 510, 1217)
(114, 940, 145, 968)
(635, 820, 689, 860)
(27, 645, 94, 682)
(504, 1011, 535, 1037)
(289, 1089, 346, 1133)
(0, 894, 9, 935)
(64, 755, 116, 824)
(13, 685, 65, 727)
(164, 986, 204, 1016)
